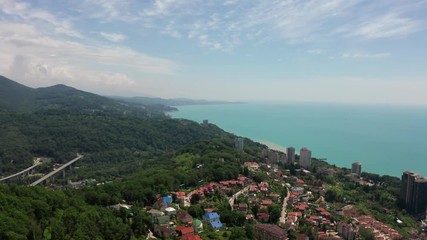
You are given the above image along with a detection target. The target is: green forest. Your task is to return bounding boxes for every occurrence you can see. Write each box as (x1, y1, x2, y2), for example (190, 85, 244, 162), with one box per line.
(0, 103, 265, 239)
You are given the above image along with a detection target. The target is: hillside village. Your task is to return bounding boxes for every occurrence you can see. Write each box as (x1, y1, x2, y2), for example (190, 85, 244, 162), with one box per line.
(114, 144, 424, 240)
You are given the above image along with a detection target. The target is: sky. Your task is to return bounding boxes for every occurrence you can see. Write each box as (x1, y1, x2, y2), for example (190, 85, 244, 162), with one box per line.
(0, 0, 427, 105)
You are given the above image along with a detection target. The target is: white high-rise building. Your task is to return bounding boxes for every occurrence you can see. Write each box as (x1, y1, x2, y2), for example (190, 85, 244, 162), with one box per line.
(351, 162, 362, 176)
(299, 147, 312, 169)
(286, 147, 295, 164)
(235, 137, 244, 150)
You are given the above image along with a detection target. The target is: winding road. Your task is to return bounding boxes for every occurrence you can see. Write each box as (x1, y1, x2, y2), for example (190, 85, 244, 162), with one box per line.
(279, 186, 290, 224)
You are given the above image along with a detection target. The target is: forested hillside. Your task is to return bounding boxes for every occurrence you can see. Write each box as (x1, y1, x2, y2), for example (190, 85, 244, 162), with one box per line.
(0, 77, 267, 239)
(0, 76, 247, 176)
(0, 109, 248, 177)
(0, 75, 174, 114)
(0, 134, 263, 239)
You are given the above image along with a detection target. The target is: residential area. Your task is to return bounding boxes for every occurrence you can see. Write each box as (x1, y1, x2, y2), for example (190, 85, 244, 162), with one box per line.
(112, 145, 424, 239)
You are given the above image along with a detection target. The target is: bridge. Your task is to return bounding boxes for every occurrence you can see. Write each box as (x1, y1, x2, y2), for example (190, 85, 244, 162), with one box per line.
(0, 162, 42, 182)
(29, 154, 84, 186)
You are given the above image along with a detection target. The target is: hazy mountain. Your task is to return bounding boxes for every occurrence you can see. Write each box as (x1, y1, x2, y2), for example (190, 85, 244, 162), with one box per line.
(111, 96, 240, 107)
(0, 75, 174, 113)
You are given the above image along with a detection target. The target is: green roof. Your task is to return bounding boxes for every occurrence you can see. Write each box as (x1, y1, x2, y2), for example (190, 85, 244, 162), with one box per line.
(192, 219, 203, 233)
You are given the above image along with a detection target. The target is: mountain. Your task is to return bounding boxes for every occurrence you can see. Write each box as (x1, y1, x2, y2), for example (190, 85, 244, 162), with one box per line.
(111, 96, 240, 107)
(0, 75, 174, 114)
(0, 76, 35, 111)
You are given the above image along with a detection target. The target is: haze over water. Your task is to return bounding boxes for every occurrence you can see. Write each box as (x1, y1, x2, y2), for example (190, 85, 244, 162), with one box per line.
(172, 103, 427, 177)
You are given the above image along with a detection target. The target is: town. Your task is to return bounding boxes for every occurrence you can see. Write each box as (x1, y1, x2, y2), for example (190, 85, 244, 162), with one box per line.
(109, 137, 427, 240)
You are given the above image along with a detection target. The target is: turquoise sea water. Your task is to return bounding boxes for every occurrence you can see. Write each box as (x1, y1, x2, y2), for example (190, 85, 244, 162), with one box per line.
(171, 103, 427, 177)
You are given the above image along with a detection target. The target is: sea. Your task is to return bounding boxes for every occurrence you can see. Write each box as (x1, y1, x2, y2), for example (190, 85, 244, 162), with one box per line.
(171, 102, 427, 178)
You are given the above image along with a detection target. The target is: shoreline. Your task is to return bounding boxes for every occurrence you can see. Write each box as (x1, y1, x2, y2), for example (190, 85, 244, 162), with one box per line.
(257, 139, 288, 153)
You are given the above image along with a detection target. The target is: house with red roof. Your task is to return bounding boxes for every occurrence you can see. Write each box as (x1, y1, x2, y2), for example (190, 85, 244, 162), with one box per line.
(261, 199, 273, 206)
(257, 213, 270, 223)
(181, 234, 203, 240)
(320, 211, 332, 218)
(288, 212, 303, 218)
(244, 162, 260, 170)
(296, 179, 305, 184)
(175, 226, 194, 236)
(249, 184, 259, 193)
(238, 203, 248, 213)
(268, 193, 280, 202)
(315, 207, 326, 212)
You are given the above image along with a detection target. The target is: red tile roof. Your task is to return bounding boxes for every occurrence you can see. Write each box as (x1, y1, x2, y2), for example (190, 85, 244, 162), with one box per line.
(181, 234, 203, 240)
(288, 212, 303, 217)
(315, 207, 326, 212)
(175, 226, 194, 235)
(261, 199, 273, 205)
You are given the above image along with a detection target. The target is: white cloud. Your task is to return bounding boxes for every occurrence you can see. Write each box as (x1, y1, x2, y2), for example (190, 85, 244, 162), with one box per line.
(5, 55, 137, 94)
(142, 0, 189, 17)
(244, 0, 361, 42)
(0, 0, 82, 38)
(100, 32, 127, 42)
(350, 14, 423, 39)
(79, 0, 137, 22)
(161, 22, 182, 38)
(0, 21, 177, 96)
(0, 22, 176, 73)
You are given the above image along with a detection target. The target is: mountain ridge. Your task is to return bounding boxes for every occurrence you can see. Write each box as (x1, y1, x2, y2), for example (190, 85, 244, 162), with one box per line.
(0, 75, 174, 114)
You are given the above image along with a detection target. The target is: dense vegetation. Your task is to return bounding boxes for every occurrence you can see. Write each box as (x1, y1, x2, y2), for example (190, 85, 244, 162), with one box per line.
(0, 76, 265, 238)
(0, 109, 246, 176)
(0, 130, 263, 239)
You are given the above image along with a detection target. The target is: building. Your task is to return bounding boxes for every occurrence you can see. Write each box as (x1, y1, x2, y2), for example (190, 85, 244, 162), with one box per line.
(175, 226, 194, 236)
(244, 162, 259, 171)
(176, 210, 193, 225)
(287, 147, 295, 164)
(203, 212, 223, 229)
(202, 119, 209, 125)
(235, 137, 244, 150)
(351, 162, 362, 176)
(337, 223, 356, 240)
(181, 234, 203, 240)
(192, 219, 203, 233)
(154, 225, 176, 238)
(254, 224, 287, 240)
(400, 171, 427, 218)
(257, 213, 270, 223)
(165, 207, 177, 215)
(299, 147, 312, 169)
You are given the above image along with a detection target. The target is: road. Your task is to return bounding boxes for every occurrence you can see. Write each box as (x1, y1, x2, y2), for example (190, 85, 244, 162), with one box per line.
(229, 186, 250, 210)
(184, 191, 194, 207)
(279, 186, 290, 224)
(0, 162, 42, 182)
(29, 154, 83, 186)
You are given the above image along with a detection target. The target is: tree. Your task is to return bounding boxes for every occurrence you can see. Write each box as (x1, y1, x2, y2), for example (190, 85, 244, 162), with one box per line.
(244, 223, 255, 240)
(229, 227, 246, 240)
(190, 194, 200, 204)
(359, 227, 375, 240)
(268, 204, 281, 223)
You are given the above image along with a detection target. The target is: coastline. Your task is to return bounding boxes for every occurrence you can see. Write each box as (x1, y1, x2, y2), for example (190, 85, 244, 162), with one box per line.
(257, 139, 288, 153)
(171, 103, 427, 177)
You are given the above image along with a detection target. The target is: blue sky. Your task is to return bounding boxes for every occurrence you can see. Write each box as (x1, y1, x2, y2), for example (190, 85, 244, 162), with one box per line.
(0, 0, 427, 105)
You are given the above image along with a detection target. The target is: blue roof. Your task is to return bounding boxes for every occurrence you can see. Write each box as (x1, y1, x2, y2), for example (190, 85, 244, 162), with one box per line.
(162, 196, 172, 204)
(210, 220, 222, 229)
(203, 212, 220, 220)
